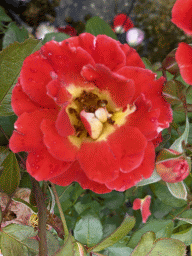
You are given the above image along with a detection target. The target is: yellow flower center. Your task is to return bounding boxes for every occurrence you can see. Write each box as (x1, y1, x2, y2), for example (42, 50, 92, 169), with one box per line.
(66, 86, 136, 147)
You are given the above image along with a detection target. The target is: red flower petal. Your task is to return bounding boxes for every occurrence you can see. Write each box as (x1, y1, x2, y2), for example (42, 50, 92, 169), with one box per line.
(119, 44, 145, 68)
(132, 198, 141, 210)
(128, 94, 160, 141)
(117, 67, 172, 128)
(55, 106, 75, 137)
(46, 78, 71, 105)
(9, 109, 57, 153)
(81, 64, 135, 108)
(108, 125, 147, 162)
(141, 195, 151, 223)
(11, 81, 42, 116)
(41, 119, 78, 161)
(172, 0, 192, 35)
(175, 42, 192, 85)
(40, 39, 95, 85)
(20, 51, 56, 108)
(113, 14, 134, 32)
(77, 140, 119, 183)
(50, 161, 112, 194)
(26, 148, 72, 181)
(57, 25, 77, 36)
(106, 142, 155, 191)
(92, 35, 126, 71)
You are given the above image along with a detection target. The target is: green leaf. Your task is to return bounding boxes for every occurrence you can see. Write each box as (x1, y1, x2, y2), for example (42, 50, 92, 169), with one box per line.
(42, 32, 70, 44)
(46, 230, 61, 255)
(55, 233, 74, 256)
(130, 232, 156, 256)
(0, 7, 12, 22)
(0, 39, 42, 116)
(166, 181, 187, 201)
(85, 16, 118, 40)
(136, 169, 161, 186)
(172, 226, 192, 245)
(106, 246, 133, 256)
(128, 219, 173, 249)
(170, 115, 189, 152)
(147, 238, 186, 256)
(0, 146, 10, 164)
(1, 224, 38, 255)
(3, 23, 29, 49)
(90, 214, 135, 253)
(151, 182, 187, 208)
(0, 115, 17, 145)
(0, 152, 20, 195)
(74, 242, 87, 256)
(74, 214, 103, 247)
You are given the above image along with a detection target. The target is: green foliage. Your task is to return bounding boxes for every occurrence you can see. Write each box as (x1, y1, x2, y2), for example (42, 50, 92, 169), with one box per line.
(0, 39, 42, 116)
(131, 232, 186, 256)
(0, 150, 20, 195)
(85, 16, 118, 40)
(3, 23, 29, 49)
(74, 215, 103, 247)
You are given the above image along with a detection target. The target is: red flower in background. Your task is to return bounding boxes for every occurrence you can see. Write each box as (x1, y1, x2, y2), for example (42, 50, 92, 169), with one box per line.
(9, 33, 172, 194)
(57, 25, 77, 37)
(172, 0, 192, 85)
(172, 0, 192, 35)
(113, 14, 134, 34)
(133, 195, 151, 223)
(175, 42, 192, 85)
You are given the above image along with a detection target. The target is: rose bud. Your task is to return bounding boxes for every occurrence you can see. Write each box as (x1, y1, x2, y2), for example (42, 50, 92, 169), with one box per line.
(156, 149, 190, 183)
(133, 195, 151, 223)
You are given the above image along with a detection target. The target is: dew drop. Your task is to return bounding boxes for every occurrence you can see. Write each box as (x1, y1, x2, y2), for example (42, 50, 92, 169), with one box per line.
(28, 78, 33, 82)
(31, 163, 35, 167)
(30, 68, 37, 73)
(150, 117, 156, 123)
(48, 52, 52, 56)
(35, 166, 40, 170)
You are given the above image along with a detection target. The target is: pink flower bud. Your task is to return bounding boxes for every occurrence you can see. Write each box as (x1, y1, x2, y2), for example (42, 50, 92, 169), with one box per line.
(133, 195, 151, 223)
(156, 149, 190, 183)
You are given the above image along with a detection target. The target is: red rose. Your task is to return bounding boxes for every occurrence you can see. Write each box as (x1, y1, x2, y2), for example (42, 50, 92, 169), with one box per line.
(113, 14, 134, 34)
(9, 33, 172, 194)
(156, 149, 190, 183)
(172, 0, 192, 35)
(175, 42, 192, 85)
(133, 195, 151, 223)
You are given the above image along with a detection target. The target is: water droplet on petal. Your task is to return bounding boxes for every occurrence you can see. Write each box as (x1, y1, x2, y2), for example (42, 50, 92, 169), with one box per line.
(48, 52, 52, 56)
(28, 78, 33, 82)
(30, 68, 37, 73)
(35, 166, 40, 170)
(31, 163, 35, 167)
(150, 117, 156, 123)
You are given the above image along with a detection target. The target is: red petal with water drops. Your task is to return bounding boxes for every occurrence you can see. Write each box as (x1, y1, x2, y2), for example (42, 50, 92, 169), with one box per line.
(108, 125, 147, 173)
(120, 44, 145, 68)
(26, 148, 72, 181)
(41, 119, 78, 161)
(40, 40, 95, 85)
(11, 81, 42, 116)
(175, 42, 192, 85)
(77, 140, 119, 184)
(50, 161, 112, 194)
(92, 35, 126, 72)
(9, 109, 57, 153)
(117, 67, 172, 127)
(20, 51, 56, 108)
(172, 0, 192, 35)
(55, 106, 75, 137)
(128, 95, 160, 141)
(47, 78, 71, 105)
(106, 142, 155, 191)
(81, 64, 135, 108)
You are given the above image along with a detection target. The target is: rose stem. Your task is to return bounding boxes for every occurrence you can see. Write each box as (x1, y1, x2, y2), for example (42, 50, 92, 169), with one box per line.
(50, 182, 69, 238)
(31, 177, 48, 256)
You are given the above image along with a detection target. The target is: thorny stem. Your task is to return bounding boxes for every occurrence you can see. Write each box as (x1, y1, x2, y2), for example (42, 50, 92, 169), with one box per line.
(50, 182, 69, 238)
(31, 177, 48, 256)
